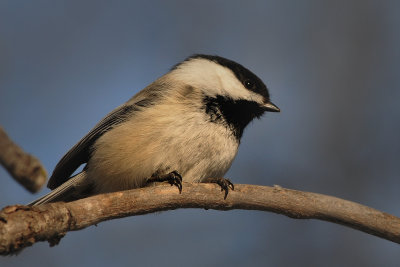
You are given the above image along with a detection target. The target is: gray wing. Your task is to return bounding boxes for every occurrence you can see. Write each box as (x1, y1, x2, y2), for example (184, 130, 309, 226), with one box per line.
(47, 100, 150, 189)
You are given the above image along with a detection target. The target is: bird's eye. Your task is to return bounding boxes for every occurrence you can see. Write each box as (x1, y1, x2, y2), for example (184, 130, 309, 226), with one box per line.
(244, 79, 254, 89)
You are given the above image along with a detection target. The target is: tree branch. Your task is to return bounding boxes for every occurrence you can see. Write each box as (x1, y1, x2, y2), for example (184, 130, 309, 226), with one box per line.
(1, 183, 399, 255)
(0, 126, 47, 193)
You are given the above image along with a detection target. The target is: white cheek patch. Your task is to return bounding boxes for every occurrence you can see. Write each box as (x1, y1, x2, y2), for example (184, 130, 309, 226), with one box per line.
(172, 58, 265, 104)
(170, 59, 224, 96)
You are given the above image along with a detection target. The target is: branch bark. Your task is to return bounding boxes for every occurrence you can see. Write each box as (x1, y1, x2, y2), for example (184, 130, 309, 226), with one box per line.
(0, 126, 47, 193)
(1, 183, 399, 255)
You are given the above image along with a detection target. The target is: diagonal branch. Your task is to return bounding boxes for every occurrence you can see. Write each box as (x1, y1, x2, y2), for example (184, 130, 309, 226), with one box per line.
(0, 126, 47, 193)
(1, 183, 400, 255)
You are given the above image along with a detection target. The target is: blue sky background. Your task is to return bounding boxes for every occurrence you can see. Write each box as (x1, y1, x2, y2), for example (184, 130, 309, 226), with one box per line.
(1, 1, 400, 266)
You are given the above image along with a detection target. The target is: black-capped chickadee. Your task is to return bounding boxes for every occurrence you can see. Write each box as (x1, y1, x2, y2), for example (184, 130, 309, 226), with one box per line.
(29, 54, 279, 205)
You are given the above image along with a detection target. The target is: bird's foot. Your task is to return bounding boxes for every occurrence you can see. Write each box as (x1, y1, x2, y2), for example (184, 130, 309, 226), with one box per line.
(202, 177, 234, 200)
(147, 170, 182, 193)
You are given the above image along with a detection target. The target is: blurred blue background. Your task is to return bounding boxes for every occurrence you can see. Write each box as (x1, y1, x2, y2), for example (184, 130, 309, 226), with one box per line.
(1, 0, 400, 266)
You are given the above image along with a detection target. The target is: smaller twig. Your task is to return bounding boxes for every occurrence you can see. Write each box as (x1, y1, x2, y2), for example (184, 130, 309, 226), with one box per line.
(0, 126, 47, 193)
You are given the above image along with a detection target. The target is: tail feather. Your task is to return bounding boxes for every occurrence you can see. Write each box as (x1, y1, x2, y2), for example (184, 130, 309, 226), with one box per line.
(28, 171, 88, 206)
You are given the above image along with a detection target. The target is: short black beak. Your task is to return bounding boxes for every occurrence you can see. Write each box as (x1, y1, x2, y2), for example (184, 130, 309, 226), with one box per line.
(263, 101, 280, 112)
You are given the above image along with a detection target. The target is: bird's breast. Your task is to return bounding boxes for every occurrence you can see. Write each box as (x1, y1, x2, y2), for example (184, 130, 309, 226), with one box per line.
(87, 102, 239, 193)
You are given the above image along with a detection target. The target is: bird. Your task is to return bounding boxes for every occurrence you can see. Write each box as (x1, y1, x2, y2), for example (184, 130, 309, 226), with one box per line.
(29, 54, 279, 206)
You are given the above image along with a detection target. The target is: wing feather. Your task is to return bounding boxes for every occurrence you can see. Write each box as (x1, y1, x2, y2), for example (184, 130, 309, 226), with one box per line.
(47, 80, 167, 190)
(47, 103, 143, 189)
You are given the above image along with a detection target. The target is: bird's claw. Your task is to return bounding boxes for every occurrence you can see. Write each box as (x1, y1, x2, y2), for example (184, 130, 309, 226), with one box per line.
(217, 178, 234, 199)
(167, 171, 182, 193)
(203, 177, 234, 199)
(147, 170, 183, 193)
